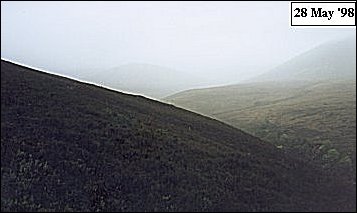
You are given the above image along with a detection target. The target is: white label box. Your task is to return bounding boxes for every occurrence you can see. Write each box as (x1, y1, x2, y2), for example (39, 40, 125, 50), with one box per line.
(291, 1, 356, 27)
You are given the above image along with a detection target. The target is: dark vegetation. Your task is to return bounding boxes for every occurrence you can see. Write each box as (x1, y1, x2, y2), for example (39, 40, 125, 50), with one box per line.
(1, 60, 356, 211)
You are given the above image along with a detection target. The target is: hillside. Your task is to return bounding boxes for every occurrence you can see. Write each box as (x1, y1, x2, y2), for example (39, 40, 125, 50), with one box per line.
(1, 60, 355, 211)
(165, 80, 356, 174)
(249, 37, 356, 82)
(82, 63, 207, 98)
(166, 37, 357, 176)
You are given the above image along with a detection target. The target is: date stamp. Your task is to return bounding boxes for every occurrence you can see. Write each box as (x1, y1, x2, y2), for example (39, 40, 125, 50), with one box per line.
(291, 2, 356, 27)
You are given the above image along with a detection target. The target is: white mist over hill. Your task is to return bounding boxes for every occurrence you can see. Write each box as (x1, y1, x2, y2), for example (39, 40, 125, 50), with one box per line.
(1, 1, 355, 98)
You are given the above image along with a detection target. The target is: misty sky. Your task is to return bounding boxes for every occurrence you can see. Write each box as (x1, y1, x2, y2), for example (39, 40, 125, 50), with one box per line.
(1, 1, 355, 84)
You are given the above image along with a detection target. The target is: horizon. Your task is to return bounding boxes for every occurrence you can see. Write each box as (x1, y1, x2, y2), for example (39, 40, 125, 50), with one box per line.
(1, 1, 356, 90)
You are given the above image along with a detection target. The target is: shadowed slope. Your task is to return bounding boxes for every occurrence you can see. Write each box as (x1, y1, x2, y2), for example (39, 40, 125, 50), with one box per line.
(1, 60, 355, 211)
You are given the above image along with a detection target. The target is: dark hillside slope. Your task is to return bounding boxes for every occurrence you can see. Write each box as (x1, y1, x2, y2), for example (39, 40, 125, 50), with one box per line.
(1, 60, 355, 211)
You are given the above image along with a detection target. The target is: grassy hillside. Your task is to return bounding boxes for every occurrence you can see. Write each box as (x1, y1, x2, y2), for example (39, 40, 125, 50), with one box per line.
(166, 80, 356, 174)
(1, 60, 355, 211)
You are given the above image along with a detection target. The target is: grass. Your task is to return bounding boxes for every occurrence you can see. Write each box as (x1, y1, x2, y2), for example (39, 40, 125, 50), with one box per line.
(166, 80, 356, 178)
(1, 60, 356, 211)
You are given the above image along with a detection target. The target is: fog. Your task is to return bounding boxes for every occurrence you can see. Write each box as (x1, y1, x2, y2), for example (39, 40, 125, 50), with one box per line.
(1, 1, 355, 89)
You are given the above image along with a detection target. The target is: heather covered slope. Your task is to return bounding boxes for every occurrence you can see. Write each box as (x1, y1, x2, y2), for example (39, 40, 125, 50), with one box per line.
(1, 60, 355, 211)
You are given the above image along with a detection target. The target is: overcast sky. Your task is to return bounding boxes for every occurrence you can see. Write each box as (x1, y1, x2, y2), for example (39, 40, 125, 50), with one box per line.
(1, 1, 355, 84)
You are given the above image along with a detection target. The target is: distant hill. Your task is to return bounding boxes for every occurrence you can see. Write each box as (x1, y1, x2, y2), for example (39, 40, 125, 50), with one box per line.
(82, 63, 206, 98)
(1, 60, 355, 211)
(249, 37, 356, 82)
